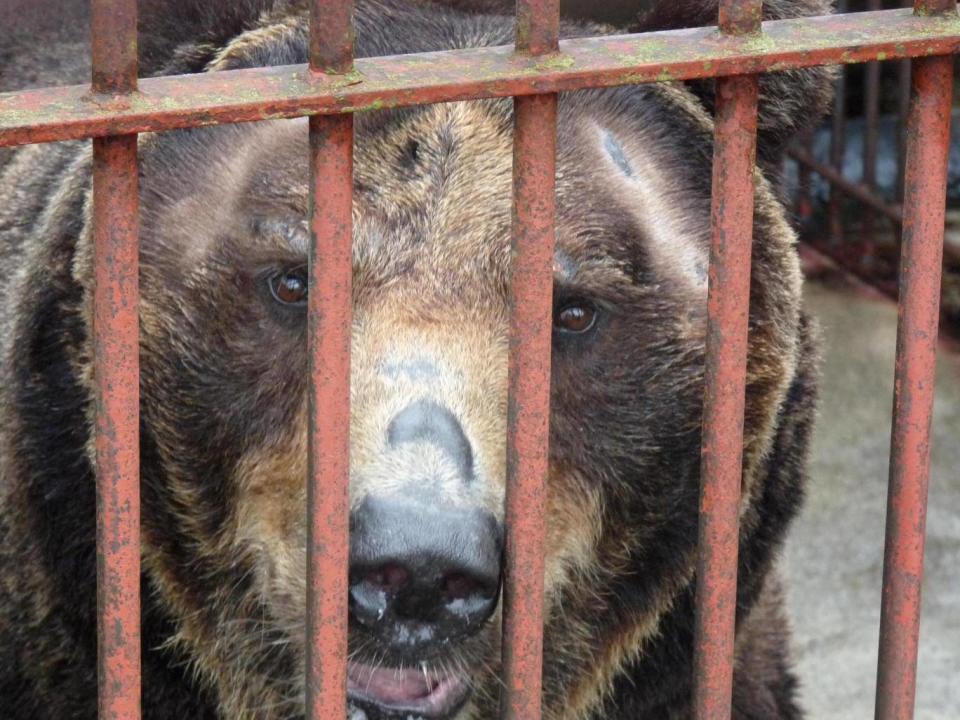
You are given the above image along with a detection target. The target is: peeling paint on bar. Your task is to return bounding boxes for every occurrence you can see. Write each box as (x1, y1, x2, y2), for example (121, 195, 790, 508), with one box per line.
(2, 10, 960, 147)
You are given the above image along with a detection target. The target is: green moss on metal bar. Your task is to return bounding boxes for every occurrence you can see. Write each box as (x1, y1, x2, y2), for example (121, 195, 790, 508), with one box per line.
(535, 54, 575, 71)
(738, 33, 778, 54)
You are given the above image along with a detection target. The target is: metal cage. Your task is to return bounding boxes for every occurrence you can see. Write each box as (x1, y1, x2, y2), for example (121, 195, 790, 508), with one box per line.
(0, 0, 956, 718)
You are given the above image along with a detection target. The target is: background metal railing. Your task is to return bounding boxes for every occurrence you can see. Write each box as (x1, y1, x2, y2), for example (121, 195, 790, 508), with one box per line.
(788, 0, 960, 339)
(0, 1, 957, 718)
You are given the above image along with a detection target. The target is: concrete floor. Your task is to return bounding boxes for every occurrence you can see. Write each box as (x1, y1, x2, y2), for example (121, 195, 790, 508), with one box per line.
(783, 279, 960, 719)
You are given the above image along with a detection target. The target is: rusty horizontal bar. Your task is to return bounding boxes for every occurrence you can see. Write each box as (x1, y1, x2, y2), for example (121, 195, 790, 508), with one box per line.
(875, 51, 953, 720)
(3, 9, 960, 148)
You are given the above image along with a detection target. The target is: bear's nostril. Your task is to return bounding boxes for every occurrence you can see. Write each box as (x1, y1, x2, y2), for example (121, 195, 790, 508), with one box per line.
(443, 572, 481, 602)
(364, 563, 409, 593)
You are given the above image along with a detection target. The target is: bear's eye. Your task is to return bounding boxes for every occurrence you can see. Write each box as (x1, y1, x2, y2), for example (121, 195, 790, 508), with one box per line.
(267, 267, 308, 306)
(555, 302, 597, 334)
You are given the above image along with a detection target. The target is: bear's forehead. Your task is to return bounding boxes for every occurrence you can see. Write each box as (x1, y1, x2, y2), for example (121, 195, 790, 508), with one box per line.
(140, 98, 678, 301)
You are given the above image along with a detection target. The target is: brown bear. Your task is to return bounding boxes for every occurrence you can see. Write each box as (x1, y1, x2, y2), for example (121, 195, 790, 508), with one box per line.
(0, 1, 831, 718)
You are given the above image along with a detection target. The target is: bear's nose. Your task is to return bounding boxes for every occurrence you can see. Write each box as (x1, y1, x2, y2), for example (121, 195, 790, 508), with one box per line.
(387, 399, 474, 482)
(348, 495, 502, 655)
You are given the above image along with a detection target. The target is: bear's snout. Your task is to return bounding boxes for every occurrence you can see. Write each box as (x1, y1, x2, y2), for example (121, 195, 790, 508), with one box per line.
(348, 494, 503, 656)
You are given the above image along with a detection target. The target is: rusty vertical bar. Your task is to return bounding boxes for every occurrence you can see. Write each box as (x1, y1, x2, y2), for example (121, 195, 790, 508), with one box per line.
(305, 1, 354, 719)
(692, 2, 761, 719)
(875, 0, 955, 715)
(862, 0, 882, 247)
(502, 94, 557, 720)
(500, 1, 558, 719)
(90, 1, 140, 719)
(516, 0, 560, 55)
(91, 0, 138, 94)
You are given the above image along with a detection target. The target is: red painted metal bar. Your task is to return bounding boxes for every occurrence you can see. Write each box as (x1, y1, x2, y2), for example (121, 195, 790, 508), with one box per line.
(90, 1, 141, 719)
(502, 93, 557, 720)
(516, 0, 560, 54)
(305, 2, 354, 719)
(501, 1, 559, 718)
(91, 0, 137, 94)
(875, 1, 955, 714)
(310, 0, 354, 73)
(692, 2, 761, 718)
(3, 10, 960, 148)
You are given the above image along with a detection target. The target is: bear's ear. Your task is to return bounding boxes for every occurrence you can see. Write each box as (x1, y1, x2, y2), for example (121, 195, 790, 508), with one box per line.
(138, 0, 300, 75)
(630, 0, 835, 165)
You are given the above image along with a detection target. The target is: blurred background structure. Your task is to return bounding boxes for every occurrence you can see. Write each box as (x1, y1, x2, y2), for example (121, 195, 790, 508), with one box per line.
(785, 1, 960, 342)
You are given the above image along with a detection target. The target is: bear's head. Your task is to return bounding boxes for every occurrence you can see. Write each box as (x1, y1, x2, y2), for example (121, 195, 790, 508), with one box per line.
(68, 1, 832, 718)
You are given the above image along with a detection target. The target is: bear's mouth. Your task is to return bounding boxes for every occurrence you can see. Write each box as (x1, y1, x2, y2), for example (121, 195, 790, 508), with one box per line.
(346, 661, 471, 719)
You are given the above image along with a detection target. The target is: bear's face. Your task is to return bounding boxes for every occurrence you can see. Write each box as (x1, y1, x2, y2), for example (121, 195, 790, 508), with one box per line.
(124, 88, 791, 720)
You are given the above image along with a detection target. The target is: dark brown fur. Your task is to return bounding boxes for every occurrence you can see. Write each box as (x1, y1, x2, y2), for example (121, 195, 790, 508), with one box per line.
(0, 1, 829, 718)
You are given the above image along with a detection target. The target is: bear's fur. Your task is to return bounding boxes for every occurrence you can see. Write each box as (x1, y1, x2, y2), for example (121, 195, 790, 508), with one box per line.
(0, 1, 829, 718)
